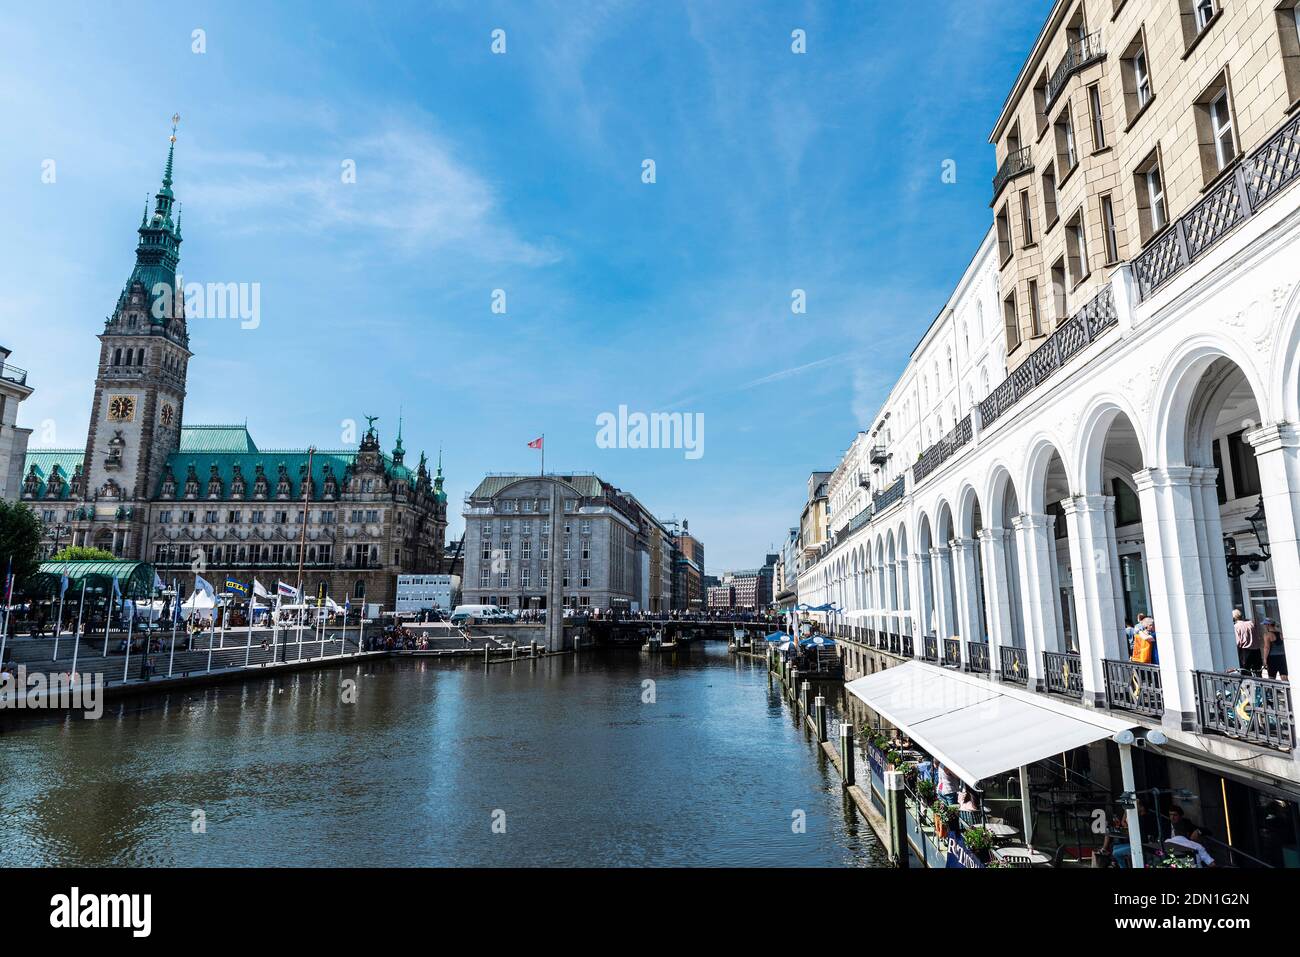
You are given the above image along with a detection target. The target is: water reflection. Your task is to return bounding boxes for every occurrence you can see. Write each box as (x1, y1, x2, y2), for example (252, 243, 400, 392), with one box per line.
(0, 643, 886, 867)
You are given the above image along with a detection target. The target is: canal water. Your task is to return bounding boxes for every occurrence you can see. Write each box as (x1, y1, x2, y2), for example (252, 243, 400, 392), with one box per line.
(0, 642, 887, 867)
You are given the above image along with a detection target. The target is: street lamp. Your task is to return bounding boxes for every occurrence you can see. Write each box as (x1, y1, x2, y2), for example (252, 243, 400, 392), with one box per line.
(1225, 497, 1271, 579)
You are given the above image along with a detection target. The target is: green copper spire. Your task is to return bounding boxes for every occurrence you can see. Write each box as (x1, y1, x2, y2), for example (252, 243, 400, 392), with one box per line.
(433, 448, 446, 503)
(122, 115, 184, 324)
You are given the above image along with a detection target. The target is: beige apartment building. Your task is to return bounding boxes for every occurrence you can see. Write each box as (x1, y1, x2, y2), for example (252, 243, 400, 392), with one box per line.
(991, 0, 1300, 369)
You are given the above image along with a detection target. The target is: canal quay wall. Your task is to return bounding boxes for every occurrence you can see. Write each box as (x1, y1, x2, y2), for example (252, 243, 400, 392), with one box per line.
(0, 620, 602, 722)
(765, 644, 902, 864)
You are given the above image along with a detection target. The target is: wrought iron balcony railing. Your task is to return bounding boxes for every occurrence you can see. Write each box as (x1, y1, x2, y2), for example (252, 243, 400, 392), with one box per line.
(913, 414, 973, 484)
(872, 476, 906, 513)
(999, 645, 1029, 684)
(1045, 31, 1105, 109)
(1193, 670, 1295, 752)
(966, 640, 991, 674)
(992, 147, 1033, 203)
(922, 634, 939, 662)
(942, 638, 962, 669)
(869, 445, 889, 465)
(901, 634, 914, 659)
(1043, 651, 1083, 698)
(1103, 659, 1164, 717)
(978, 284, 1117, 432)
(1135, 110, 1300, 300)
(0, 362, 28, 386)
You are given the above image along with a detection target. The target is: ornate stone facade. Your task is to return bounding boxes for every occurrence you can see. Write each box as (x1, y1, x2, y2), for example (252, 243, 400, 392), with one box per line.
(21, 129, 448, 607)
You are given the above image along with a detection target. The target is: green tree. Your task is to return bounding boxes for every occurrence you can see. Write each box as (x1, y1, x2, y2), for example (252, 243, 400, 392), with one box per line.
(0, 499, 44, 585)
(51, 545, 117, 563)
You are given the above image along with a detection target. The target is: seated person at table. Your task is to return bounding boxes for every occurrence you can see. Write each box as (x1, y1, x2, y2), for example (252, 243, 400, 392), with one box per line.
(1108, 798, 1158, 868)
(1167, 804, 1196, 838)
(1165, 826, 1216, 867)
(958, 789, 979, 812)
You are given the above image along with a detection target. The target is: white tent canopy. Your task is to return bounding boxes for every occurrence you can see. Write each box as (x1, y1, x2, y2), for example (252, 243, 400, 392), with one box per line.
(845, 661, 1135, 786)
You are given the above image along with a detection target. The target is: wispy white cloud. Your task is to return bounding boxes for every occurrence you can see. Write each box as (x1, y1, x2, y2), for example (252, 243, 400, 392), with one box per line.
(184, 116, 560, 267)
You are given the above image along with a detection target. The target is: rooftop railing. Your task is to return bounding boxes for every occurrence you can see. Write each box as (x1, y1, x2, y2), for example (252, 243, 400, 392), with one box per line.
(0, 361, 28, 386)
(999, 645, 1029, 685)
(873, 475, 906, 512)
(1134, 110, 1300, 301)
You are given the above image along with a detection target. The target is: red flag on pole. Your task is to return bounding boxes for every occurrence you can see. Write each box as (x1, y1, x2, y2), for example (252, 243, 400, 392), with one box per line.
(527, 437, 543, 449)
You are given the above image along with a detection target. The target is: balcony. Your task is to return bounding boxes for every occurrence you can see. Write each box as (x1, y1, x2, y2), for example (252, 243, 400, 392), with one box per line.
(977, 283, 1117, 432)
(1134, 110, 1300, 301)
(922, 634, 939, 663)
(0, 361, 28, 387)
(869, 445, 889, 466)
(991, 146, 1032, 204)
(1102, 659, 1164, 718)
(1045, 32, 1104, 110)
(1043, 651, 1083, 698)
(913, 414, 974, 484)
(872, 476, 906, 512)
(1193, 671, 1295, 752)
(966, 641, 990, 674)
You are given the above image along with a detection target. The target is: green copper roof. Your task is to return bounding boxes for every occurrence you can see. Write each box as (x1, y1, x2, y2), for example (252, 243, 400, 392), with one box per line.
(25, 560, 158, 598)
(180, 425, 259, 454)
(21, 450, 84, 500)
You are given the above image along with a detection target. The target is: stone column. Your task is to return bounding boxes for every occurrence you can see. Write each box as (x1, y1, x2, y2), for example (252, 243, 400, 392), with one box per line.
(1189, 466, 1234, 671)
(930, 546, 954, 639)
(1247, 423, 1300, 741)
(1061, 495, 1126, 708)
(912, 551, 932, 639)
(949, 538, 983, 658)
(978, 527, 1015, 675)
(1132, 468, 1214, 728)
(1011, 513, 1061, 690)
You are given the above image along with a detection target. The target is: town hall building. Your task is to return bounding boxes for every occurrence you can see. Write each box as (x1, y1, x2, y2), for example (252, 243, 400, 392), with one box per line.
(19, 126, 449, 607)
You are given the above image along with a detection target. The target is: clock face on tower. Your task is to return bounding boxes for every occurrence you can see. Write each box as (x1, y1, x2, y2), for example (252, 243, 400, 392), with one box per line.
(160, 403, 175, 427)
(107, 395, 136, 422)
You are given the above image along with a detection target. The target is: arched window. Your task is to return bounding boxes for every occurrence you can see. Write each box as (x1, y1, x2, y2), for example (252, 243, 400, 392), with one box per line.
(980, 367, 990, 397)
(976, 302, 985, 338)
(124, 349, 132, 367)
(113, 348, 122, 366)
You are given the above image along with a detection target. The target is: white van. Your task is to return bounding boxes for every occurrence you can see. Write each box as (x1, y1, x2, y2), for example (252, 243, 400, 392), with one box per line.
(450, 604, 514, 625)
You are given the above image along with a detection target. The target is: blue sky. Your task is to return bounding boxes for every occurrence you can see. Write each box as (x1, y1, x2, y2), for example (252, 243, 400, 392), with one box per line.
(0, 0, 1050, 570)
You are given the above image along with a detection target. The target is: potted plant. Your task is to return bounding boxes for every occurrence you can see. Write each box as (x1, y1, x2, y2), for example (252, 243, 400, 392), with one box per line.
(963, 825, 994, 863)
(931, 800, 952, 838)
(917, 778, 936, 804)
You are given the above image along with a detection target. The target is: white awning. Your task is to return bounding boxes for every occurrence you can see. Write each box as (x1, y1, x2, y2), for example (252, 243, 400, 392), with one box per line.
(845, 661, 1135, 786)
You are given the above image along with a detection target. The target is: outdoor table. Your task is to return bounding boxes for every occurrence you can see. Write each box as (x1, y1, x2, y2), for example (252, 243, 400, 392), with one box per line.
(984, 821, 1019, 839)
(994, 845, 1050, 865)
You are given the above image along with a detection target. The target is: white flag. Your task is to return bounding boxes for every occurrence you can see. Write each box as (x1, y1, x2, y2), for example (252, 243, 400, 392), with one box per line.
(253, 578, 272, 599)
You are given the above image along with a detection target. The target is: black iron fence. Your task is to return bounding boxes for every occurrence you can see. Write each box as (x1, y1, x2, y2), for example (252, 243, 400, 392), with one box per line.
(1134, 111, 1300, 300)
(978, 284, 1118, 432)
(913, 414, 974, 483)
(923, 634, 938, 662)
(1043, 651, 1083, 698)
(1045, 31, 1104, 109)
(1103, 659, 1164, 717)
(942, 638, 962, 669)
(1193, 670, 1295, 752)
(966, 640, 990, 674)
(999, 645, 1029, 685)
